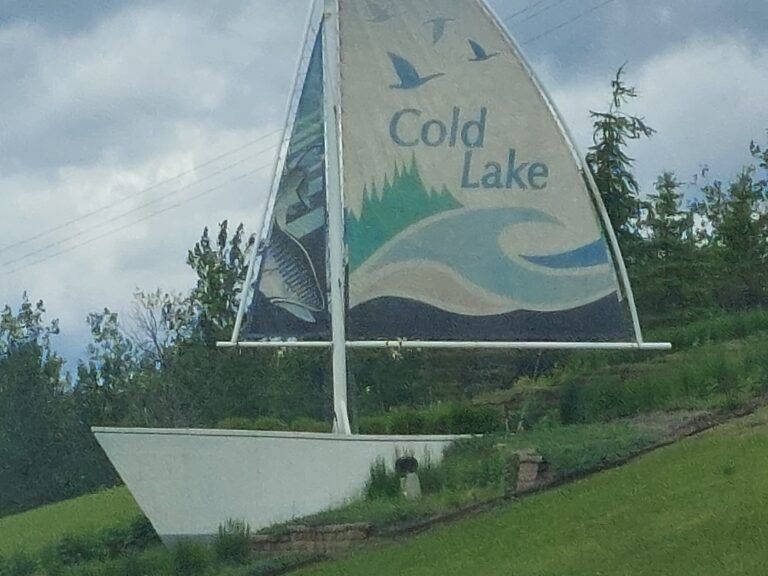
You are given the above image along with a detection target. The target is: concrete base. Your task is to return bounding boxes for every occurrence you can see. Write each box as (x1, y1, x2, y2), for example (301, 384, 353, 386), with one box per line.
(93, 427, 464, 544)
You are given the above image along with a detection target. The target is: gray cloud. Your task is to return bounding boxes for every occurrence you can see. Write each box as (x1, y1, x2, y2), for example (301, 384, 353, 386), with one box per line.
(1, 0, 766, 369)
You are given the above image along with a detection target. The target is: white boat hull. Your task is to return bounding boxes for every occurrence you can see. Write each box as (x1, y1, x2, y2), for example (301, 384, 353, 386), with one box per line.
(93, 427, 463, 543)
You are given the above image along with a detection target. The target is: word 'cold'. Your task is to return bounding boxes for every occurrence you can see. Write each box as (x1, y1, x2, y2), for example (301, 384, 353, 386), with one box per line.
(389, 107, 486, 148)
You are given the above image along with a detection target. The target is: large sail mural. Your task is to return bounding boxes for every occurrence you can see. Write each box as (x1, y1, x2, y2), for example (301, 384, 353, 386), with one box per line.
(245, 28, 331, 340)
(339, 0, 631, 342)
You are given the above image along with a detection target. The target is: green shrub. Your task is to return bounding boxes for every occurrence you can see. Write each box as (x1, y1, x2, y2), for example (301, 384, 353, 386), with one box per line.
(503, 452, 521, 497)
(125, 516, 160, 550)
(216, 417, 257, 430)
(445, 405, 503, 434)
(54, 534, 103, 565)
(290, 417, 331, 433)
(417, 455, 444, 495)
(358, 415, 391, 435)
(360, 404, 504, 436)
(250, 417, 290, 431)
(214, 519, 251, 565)
(390, 410, 427, 435)
(0, 553, 36, 576)
(365, 459, 401, 501)
(438, 436, 506, 490)
(216, 417, 289, 431)
(171, 540, 209, 576)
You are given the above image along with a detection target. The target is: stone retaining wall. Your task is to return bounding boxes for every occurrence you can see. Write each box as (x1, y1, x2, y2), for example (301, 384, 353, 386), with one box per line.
(251, 523, 372, 556)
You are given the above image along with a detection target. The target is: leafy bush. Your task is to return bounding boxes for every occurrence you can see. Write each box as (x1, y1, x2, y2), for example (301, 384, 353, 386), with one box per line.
(650, 308, 768, 349)
(125, 516, 160, 551)
(214, 519, 251, 564)
(390, 410, 427, 435)
(171, 540, 209, 576)
(216, 417, 256, 430)
(290, 417, 330, 433)
(55, 534, 103, 565)
(438, 437, 506, 490)
(439, 405, 503, 435)
(250, 417, 290, 431)
(0, 553, 36, 576)
(358, 415, 391, 435)
(359, 404, 503, 435)
(365, 459, 401, 501)
(503, 452, 521, 497)
(216, 416, 289, 431)
(416, 454, 444, 495)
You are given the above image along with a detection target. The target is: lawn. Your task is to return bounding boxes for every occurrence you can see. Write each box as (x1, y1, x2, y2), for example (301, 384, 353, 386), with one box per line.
(0, 487, 143, 556)
(296, 407, 768, 575)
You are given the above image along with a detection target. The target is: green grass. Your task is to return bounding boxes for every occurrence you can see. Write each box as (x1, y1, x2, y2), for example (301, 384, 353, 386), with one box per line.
(501, 421, 662, 477)
(648, 307, 768, 349)
(296, 407, 768, 575)
(0, 487, 142, 556)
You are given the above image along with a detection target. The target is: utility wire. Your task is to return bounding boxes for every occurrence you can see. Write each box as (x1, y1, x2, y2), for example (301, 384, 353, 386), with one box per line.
(501, 0, 551, 22)
(1, 142, 278, 269)
(522, 0, 618, 45)
(0, 129, 281, 256)
(1, 163, 271, 278)
(514, 0, 574, 25)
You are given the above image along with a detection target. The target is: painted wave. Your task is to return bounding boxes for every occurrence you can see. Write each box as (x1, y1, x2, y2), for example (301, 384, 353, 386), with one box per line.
(349, 207, 620, 314)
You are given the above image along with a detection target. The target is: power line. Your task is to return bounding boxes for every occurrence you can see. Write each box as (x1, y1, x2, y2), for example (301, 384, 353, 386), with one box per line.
(522, 0, 618, 45)
(502, 0, 551, 22)
(0, 129, 281, 256)
(1, 143, 278, 270)
(1, 163, 271, 278)
(514, 0, 574, 25)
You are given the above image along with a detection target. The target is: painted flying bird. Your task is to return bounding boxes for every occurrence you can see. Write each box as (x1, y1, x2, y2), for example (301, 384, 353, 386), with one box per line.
(425, 17, 454, 44)
(468, 39, 499, 61)
(387, 52, 444, 89)
(367, 0, 391, 23)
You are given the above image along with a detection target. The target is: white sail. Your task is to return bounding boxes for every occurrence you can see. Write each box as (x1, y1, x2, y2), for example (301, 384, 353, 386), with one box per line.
(338, 0, 630, 342)
(243, 25, 331, 341)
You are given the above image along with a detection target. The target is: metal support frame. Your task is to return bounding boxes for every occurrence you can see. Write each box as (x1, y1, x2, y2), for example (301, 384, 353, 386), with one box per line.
(217, 341, 671, 351)
(322, 0, 352, 435)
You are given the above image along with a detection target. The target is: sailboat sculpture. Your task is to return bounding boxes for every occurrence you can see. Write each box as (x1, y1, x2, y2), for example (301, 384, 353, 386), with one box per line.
(94, 0, 670, 544)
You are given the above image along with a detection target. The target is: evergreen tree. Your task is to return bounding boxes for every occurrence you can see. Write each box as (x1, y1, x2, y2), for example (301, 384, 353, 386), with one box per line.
(586, 65, 655, 248)
(692, 143, 767, 309)
(635, 173, 708, 317)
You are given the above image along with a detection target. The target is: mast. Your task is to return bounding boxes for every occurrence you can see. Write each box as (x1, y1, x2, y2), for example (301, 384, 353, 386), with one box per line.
(323, 0, 352, 435)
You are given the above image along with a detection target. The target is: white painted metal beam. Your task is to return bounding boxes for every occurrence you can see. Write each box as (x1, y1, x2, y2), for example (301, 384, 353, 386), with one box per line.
(217, 341, 672, 351)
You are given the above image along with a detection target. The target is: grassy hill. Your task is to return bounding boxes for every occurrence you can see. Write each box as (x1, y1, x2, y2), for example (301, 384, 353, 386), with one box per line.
(297, 407, 768, 576)
(0, 487, 141, 556)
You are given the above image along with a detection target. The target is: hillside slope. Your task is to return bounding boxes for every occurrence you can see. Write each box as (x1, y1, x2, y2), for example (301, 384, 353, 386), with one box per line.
(297, 407, 768, 576)
(0, 487, 141, 556)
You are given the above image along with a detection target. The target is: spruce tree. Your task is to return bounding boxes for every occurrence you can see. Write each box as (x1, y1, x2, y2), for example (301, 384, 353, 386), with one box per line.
(586, 65, 655, 249)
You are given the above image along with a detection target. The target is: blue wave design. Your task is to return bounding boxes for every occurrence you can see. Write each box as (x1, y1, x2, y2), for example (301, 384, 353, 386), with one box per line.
(521, 239, 610, 269)
(369, 207, 618, 309)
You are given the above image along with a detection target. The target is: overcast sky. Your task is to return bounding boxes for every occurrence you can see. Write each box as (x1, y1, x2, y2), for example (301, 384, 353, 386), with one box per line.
(1, 0, 766, 369)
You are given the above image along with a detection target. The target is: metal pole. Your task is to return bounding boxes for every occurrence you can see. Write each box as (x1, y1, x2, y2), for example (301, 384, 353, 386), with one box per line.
(322, 0, 352, 435)
(217, 340, 672, 351)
